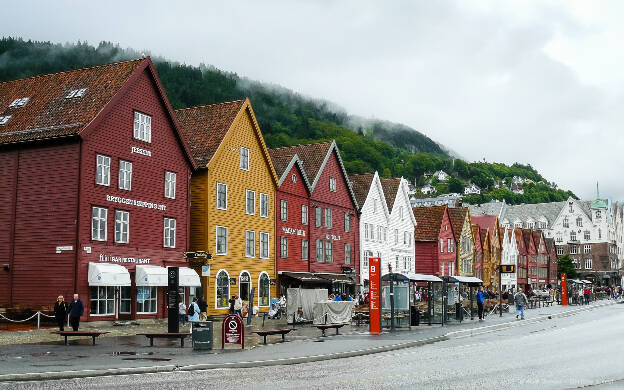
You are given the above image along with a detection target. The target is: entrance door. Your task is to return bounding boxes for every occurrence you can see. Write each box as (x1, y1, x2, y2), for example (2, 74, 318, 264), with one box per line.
(239, 272, 251, 301)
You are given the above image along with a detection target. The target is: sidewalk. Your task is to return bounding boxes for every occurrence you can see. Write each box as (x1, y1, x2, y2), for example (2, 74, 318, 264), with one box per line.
(0, 301, 615, 382)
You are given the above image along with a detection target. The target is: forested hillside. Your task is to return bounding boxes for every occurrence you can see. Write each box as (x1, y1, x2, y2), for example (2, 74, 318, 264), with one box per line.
(0, 38, 576, 204)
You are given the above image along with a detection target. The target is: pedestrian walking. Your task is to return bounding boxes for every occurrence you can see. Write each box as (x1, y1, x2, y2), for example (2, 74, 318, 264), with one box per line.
(53, 295, 67, 331)
(67, 294, 84, 331)
(476, 286, 485, 321)
(178, 298, 186, 326)
(198, 297, 208, 321)
(514, 289, 528, 320)
(234, 295, 243, 317)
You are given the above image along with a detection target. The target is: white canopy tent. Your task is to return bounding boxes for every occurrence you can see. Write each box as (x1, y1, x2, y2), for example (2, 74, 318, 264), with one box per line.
(135, 265, 168, 286)
(88, 263, 131, 286)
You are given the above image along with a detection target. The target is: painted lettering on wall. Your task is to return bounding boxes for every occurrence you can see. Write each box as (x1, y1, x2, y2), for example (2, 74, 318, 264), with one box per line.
(131, 146, 152, 157)
(325, 234, 341, 241)
(99, 253, 151, 264)
(282, 227, 306, 237)
(106, 194, 167, 211)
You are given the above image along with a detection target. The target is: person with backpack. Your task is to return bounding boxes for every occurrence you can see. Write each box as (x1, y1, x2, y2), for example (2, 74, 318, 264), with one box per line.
(514, 288, 528, 320)
(188, 297, 200, 324)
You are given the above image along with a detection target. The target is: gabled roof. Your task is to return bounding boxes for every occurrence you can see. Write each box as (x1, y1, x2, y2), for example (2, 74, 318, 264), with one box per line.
(471, 215, 497, 240)
(448, 207, 470, 241)
(268, 149, 312, 190)
(480, 229, 489, 249)
(349, 173, 375, 208)
(544, 237, 555, 255)
(380, 177, 401, 213)
(412, 206, 446, 241)
(522, 229, 535, 252)
(472, 225, 483, 253)
(532, 230, 544, 252)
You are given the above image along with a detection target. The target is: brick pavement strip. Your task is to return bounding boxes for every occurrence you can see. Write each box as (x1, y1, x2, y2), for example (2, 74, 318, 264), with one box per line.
(0, 301, 616, 383)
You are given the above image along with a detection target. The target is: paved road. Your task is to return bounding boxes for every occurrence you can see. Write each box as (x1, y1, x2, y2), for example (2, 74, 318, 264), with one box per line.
(4, 303, 624, 389)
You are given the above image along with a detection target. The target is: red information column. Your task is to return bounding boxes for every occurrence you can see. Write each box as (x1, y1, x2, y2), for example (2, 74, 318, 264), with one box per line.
(561, 273, 568, 306)
(369, 257, 381, 334)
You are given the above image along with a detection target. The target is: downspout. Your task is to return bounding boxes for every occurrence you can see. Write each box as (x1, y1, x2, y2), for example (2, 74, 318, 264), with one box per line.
(74, 139, 82, 298)
(9, 150, 19, 305)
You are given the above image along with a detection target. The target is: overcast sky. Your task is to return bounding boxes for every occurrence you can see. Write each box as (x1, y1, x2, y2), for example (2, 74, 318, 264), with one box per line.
(3, 1, 623, 200)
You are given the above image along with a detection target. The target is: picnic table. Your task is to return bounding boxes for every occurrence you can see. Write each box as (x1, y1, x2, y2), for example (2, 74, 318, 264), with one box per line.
(136, 332, 191, 348)
(254, 329, 295, 345)
(51, 331, 109, 345)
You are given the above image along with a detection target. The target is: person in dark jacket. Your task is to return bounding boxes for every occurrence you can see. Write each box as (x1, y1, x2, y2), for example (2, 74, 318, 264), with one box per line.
(476, 286, 485, 321)
(198, 297, 208, 321)
(229, 295, 236, 314)
(67, 294, 84, 331)
(53, 295, 67, 331)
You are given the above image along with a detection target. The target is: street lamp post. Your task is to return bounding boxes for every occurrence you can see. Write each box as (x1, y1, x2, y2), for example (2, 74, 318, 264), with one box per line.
(389, 263, 395, 331)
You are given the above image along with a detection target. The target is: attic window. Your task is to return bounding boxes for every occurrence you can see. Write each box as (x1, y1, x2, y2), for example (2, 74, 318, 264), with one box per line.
(0, 115, 11, 125)
(8, 97, 30, 108)
(66, 88, 87, 99)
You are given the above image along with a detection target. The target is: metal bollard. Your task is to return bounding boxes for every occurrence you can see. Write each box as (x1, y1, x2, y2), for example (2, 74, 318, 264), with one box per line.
(37, 311, 40, 329)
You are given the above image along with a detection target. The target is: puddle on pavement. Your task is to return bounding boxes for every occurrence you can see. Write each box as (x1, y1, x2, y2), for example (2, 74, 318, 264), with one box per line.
(313, 339, 325, 343)
(112, 351, 154, 356)
(30, 351, 56, 357)
(121, 357, 171, 362)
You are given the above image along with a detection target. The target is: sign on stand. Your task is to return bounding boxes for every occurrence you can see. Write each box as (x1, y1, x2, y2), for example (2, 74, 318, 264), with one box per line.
(222, 314, 244, 349)
(369, 257, 381, 335)
(561, 273, 568, 306)
(167, 267, 179, 333)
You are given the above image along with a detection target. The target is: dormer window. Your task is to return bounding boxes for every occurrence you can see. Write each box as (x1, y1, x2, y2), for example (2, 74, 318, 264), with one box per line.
(66, 88, 87, 99)
(0, 115, 11, 125)
(8, 97, 29, 108)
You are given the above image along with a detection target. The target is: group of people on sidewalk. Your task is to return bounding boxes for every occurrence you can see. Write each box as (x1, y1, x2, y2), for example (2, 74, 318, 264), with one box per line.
(178, 297, 209, 326)
(53, 294, 84, 331)
(476, 286, 529, 321)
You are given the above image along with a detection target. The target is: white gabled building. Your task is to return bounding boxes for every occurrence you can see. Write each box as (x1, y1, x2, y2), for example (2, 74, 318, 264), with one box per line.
(382, 177, 417, 276)
(464, 183, 481, 195)
(500, 227, 519, 291)
(350, 172, 390, 291)
(421, 183, 436, 195)
(433, 170, 449, 182)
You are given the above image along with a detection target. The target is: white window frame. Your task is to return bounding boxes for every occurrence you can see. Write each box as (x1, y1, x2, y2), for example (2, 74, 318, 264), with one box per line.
(136, 286, 157, 314)
(394, 229, 399, 245)
(325, 241, 333, 263)
(240, 146, 250, 170)
(585, 258, 592, 269)
(325, 208, 332, 229)
(89, 286, 115, 316)
(258, 272, 271, 307)
(584, 231, 590, 240)
(344, 213, 350, 232)
(96, 154, 111, 186)
(364, 223, 369, 240)
(215, 269, 230, 309)
(163, 217, 176, 248)
(280, 236, 288, 258)
(329, 177, 337, 192)
(92, 207, 107, 241)
(245, 230, 256, 258)
(557, 247, 564, 256)
(114, 210, 129, 244)
(118, 160, 132, 191)
(260, 193, 269, 218)
(280, 199, 288, 221)
(302, 205, 309, 225)
(448, 238, 454, 253)
(120, 286, 131, 314)
(216, 226, 228, 255)
(584, 244, 591, 254)
(440, 238, 444, 252)
(316, 239, 324, 262)
(133, 111, 152, 143)
(345, 243, 351, 264)
(260, 232, 269, 259)
(216, 183, 227, 210)
(245, 190, 255, 215)
(302, 240, 309, 261)
(165, 171, 176, 199)
(315, 207, 322, 228)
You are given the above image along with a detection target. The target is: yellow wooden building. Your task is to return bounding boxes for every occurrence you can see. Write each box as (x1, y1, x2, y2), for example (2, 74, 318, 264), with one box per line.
(176, 99, 278, 315)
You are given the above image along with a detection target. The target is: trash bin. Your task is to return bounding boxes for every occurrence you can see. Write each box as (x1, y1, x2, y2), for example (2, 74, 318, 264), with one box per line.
(455, 303, 463, 321)
(192, 321, 213, 350)
(410, 306, 420, 326)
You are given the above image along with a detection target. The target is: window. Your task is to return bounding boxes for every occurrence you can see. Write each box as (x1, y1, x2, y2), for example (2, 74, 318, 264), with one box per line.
(240, 146, 249, 170)
(260, 193, 269, 217)
(216, 270, 229, 308)
(302, 240, 309, 260)
(291, 174, 297, 183)
(584, 231, 590, 240)
(450, 262, 455, 276)
(556, 232, 563, 243)
(440, 238, 444, 252)
(557, 247, 564, 255)
(576, 217, 583, 227)
(164, 218, 176, 248)
(259, 273, 270, 307)
(302, 205, 309, 225)
(114, 210, 129, 243)
(345, 243, 351, 264)
(403, 231, 409, 245)
(315, 207, 322, 228)
(373, 199, 377, 213)
(0, 116, 11, 125)
(96, 154, 110, 186)
(448, 238, 454, 253)
(280, 200, 288, 221)
(316, 240, 324, 262)
(118, 160, 132, 190)
(245, 230, 256, 257)
(585, 258, 592, 269)
(395, 256, 400, 270)
(92, 207, 107, 241)
(245, 190, 255, 215)
(280, 236, 288, 258)
(394, 229, 399, 245)
(563, 217, 569, 228)
(260, 232, 269, 258)
(378, 226, 383, 242)
(66, 88, 87, 98)
(599, 228, 602, 239)
(364, 223, 369, 240)
(133, 111, 152, 142)
(570, 231, 576, 241)
(569, 202, 573, 213)
(216, 226, 228, 255)
(369, 224, 374, 240)
(165, 171, 176, 199)
(584, 244, 591, 254)
(325, 241, 333, 263)
(120, 286, 131, 314)
(384, 228, 387, 242)
(570, 245, 578, 255)
(514, 221, 522, 228)
(216, 183, 227, 210)
(90, 286, 114, 315)
(440, 262, 445, 276)
(344, 213, 350, 232)
(527, 222, 534, 229)
(137, 286, 157, 313)
(325, 208, 332, 229)
(8, 97, 30, 108)
(400, 206, 404, 220)
(363, 251, 371, 269)
(329, 177, 337, 192)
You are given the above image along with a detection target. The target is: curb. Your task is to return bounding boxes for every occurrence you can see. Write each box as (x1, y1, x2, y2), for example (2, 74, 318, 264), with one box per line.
(0, 301, 615, 382)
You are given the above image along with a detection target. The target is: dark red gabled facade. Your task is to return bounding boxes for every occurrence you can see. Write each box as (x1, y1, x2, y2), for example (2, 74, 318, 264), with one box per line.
(413, 206, 456, 276)
(523, 229, 538, 289)
(533, 231, 549, 288)
(0, 59, 196, 320)
(514, 229, 528, 290)
(545, 237, 558, 286)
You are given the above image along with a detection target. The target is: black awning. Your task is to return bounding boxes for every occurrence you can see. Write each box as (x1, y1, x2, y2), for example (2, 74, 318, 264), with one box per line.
(381, 273, 410, 282)
(317, 273, 355, 284)
(280, 272, 330, 284)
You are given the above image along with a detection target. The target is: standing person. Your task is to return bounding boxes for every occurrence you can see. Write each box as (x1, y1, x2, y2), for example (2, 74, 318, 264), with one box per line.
(67, 294, 84, 331)
(198, 297, 208, 322)
(53, 295, 67, 331)
(234, 295, 243, 317)
(188, 297, 200, 323)
(178, 298, 186, 326)
(584, 287, 590, 305)
(476, 286, 485, 321)
(229, 295, 236, 314)
(514, 288, 528, 320)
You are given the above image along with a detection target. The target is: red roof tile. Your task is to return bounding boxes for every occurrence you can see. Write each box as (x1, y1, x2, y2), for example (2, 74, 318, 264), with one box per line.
(268, 142, 333, 185)
(349, 173, 375, 209)
(471, 215, 498, 240)
(380, 178, 401, 213)
(412, 206, 446, 241)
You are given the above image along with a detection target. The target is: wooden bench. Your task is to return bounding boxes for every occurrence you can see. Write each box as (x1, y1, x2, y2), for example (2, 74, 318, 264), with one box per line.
(315, 323, 345, 337)
(137, 332, 191, 348)
(51, 331, 109, 345)
(254, 329, 294, 345)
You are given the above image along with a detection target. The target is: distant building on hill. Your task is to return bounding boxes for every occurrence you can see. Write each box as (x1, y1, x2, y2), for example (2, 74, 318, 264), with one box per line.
(411, 194, 463, 208)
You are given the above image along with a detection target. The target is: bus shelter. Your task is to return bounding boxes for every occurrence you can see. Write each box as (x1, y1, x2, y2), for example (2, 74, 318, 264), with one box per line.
(442, 276, 483, 323)
(406, 273, 443, 325)
(381, 273, 411, 329)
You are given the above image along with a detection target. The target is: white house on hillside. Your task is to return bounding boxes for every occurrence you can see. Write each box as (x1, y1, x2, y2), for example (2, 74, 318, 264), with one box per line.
(464, 183, 481, 195)
(421, 183, 436, 195)
(433, 170, 449, 182)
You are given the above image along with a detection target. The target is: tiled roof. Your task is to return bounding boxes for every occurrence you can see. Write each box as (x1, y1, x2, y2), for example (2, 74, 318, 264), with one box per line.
(412, 206, 446, 241)
(175, 100, 246, 165)
(349, 173, 375, 208)
(471, 215, 498, 241)
(0, 59, 145, 144)
(380, 178, 401, 213)
(448, 207, 469, 241)
(469, 201, 505, 217)
(268, 148, 297, 179)
(268, 142, 332, 185)
(544, 237, 555, 254)
(532, 230, 543, 251)
(522, 229, 534, 251)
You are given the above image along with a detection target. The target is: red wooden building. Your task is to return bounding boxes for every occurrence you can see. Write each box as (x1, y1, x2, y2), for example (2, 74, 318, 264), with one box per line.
(0, 58, 197, 321)
(514, 229, 529, 290)
(522, 229, 538, 290)
(472, 225, 483, 281)
(533, 230, 549, 289)
(545, 237, 558, 286)
(269, 141, 359, 294)
(413, 206, 456, 276)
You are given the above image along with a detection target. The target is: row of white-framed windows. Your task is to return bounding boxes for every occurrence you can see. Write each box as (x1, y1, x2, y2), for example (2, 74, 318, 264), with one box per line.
(329, 177, 337, 192)
(92, 208, 169, 246)
(345, 243, 351, 264)
(217, 183, 227, 210)
(584, 244, 591, 254)
(216, 226, 228, 255)
(246, 190, 255, 215)
(96, 154, 111, 186)
(281, 200, 288, 221)
(119, 160, 132, 190)
(302, 205, 308, 225)
(302, 240, 309, 260)
(245, 230, 256, 257)
(281, 236, 288, 258)
(260, 232, 269, 258)
(133, 111, 151, 143)
(164, 217, 176, 248)
(240, 147, 249, 170)
(325, 208, 332, 229)
(165, 171, 176, 199)
(137, 286, 157, 313)
(115, 210, 129, 243)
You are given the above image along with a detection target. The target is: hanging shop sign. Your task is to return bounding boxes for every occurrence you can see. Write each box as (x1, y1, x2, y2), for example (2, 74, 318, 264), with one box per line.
(99, 253, 151, 264)
(106, 194, 166, 211)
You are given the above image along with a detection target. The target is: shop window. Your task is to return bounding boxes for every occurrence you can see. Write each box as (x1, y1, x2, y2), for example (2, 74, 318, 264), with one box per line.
(91, 207, 107, 241)
(217, 183, 227, 210)
(239, 272, 251, 301)
(96, 154, 110, 186)
(163, 217, 176, 248)
(259, 273, 270, 307)
(260, 232, 269, 258)
(137, 286, 157, 313)
(216, 271, 229, 308)
(133, 111, 152, 142)
(165, 171, 176, 199)
(114, 210, 129, 244)
(240, 146, 249, 170)
(245, 230, 256, 257)
(90, 286, 114, 315)
(120, 286, 131, 314)
(260, 193, 269, 217)
(119, 160, 132, 190)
